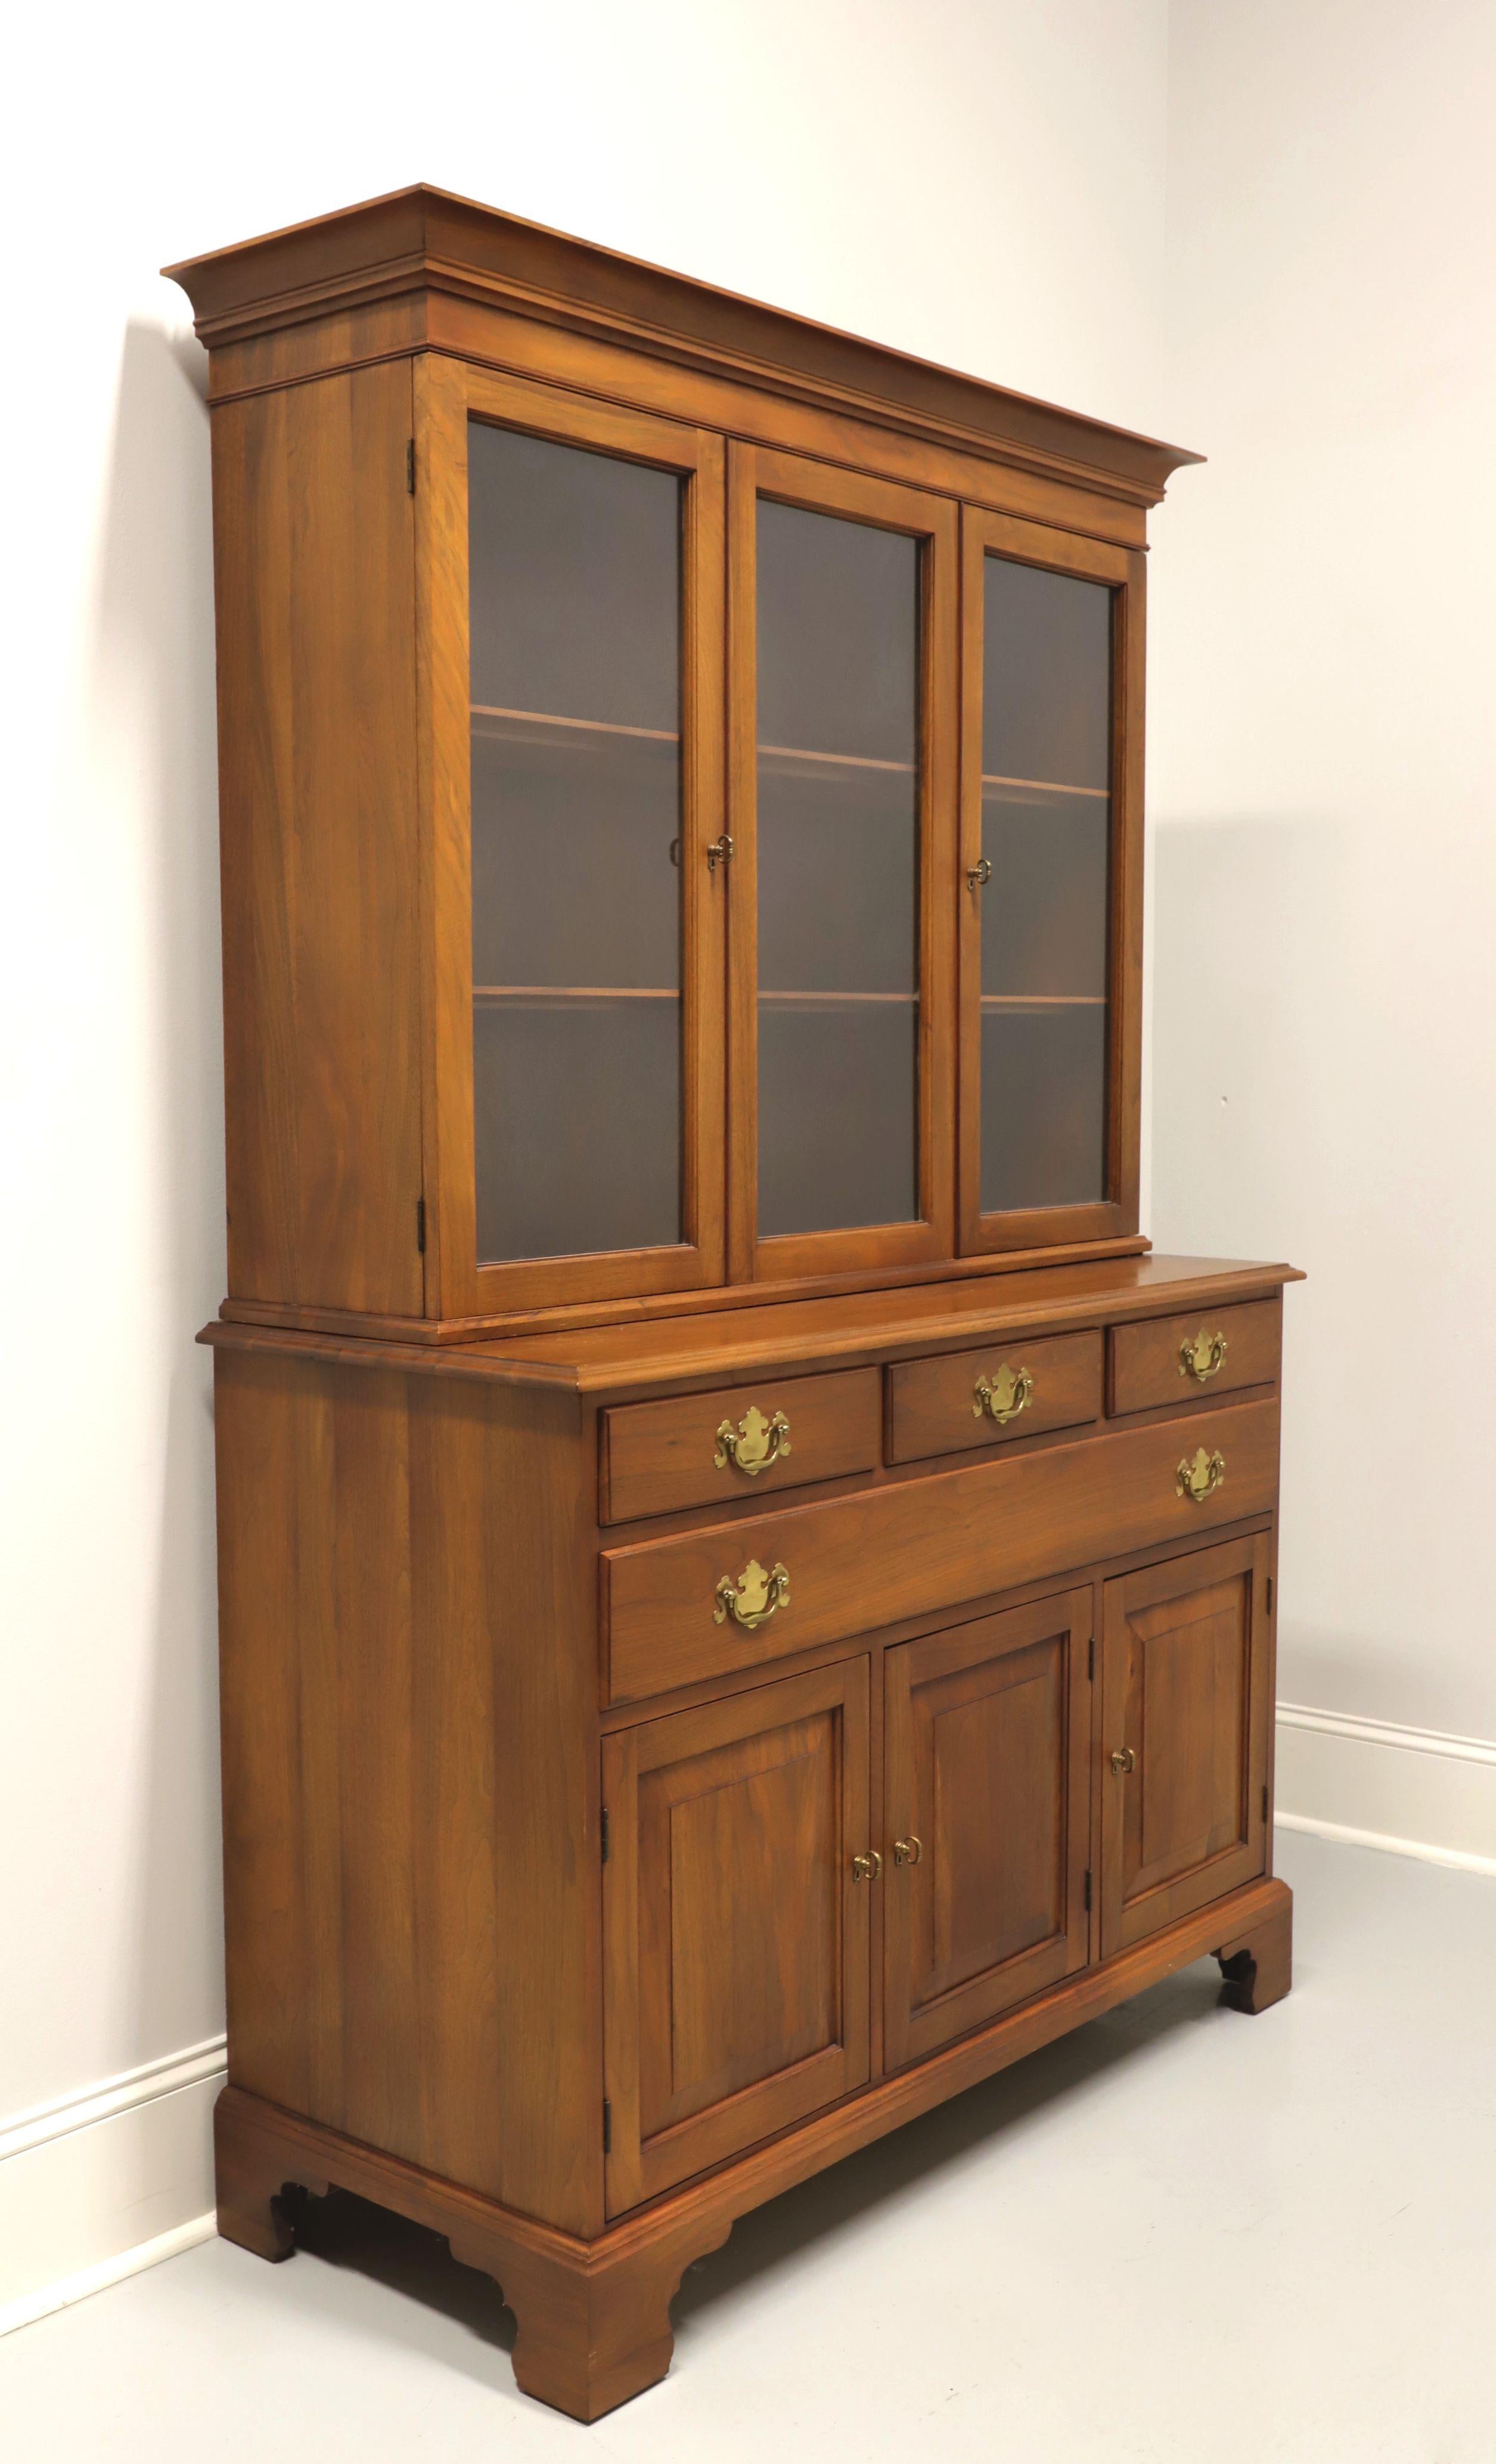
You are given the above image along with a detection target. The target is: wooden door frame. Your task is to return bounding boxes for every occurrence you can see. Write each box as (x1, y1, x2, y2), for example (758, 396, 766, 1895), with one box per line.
(415, 355, 728, 1319)
(957, 507, 1144, 1257)
(601, 1658, 871, 2216)
(1098, 1532, 1271, 1959)
(882, 1587, 1091, 2070)
(726, 442, 958, 1285)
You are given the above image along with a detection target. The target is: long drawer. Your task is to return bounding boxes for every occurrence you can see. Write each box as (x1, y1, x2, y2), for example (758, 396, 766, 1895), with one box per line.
(603, 1396, 1280, 1703)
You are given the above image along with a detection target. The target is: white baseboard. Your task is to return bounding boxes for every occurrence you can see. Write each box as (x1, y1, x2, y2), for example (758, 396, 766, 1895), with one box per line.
(1275, 1703, 1496, 1877)
(0, 2036, 225, 2335)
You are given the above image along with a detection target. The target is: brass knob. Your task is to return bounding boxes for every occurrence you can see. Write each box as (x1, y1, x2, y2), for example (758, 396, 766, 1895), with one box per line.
(1178, 1329, 1228, 1383)
(1177, 1446, 1226, 1505)
(1110, 1747, 1136, 1776)
(715, 1405, 791, 1477)
(973, 1363, 1033, 1425)
(967, 856, 993, 890)
(852, 1850, 883, 1882)
(713, 1557, 790, 1631)
(892, 1835, 923, 1867)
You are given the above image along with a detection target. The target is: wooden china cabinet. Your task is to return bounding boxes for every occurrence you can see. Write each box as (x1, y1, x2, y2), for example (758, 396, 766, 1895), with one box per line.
(169, 186, 1300, 2423)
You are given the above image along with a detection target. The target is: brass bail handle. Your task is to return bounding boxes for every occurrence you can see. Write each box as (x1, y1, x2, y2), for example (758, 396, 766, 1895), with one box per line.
(713, 1557, 790, 1631)
(973, 1362, 1033, 1425)
(892, 1835, 923, 1866)
(1177, 1446, 1226, 1505)
(1179, 1328, 1228, 1383)
(715, 1405, 792, 1477)
(852, 1850, 883, 1882)
(1110, 1747, 1137, 1776)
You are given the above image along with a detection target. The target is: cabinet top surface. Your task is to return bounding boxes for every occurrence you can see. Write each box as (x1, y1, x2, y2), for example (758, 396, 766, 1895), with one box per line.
(163, 182, 1200, 503)
(205, 1253, 1302, 1396)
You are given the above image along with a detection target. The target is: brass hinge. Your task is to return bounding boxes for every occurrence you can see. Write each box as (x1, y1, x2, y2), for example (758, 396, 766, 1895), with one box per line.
(406, 437, 415, 495)
(1267, 1576, 1274, 1614)
(1088, 1635, 1095, 1682)
(603, 2098, 612, 2155)
(600, 1806, 610, 1865)
(415, 1195, 426, 1254)
(1084, 1869, 1092, 1913)
(1262, 1783, 1270, 1822)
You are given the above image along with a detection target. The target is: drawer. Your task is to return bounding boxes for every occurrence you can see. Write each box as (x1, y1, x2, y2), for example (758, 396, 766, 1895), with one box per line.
(886, 1329, 1102, 1465)
(1109, 1298, 1281, 1417)
(601, 1366, 882, 1524)
(604, 1395, 1279, 1702)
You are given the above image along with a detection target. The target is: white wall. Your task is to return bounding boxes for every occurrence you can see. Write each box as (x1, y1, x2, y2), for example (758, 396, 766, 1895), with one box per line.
(0, 0, 1171, 2320)
(1151, 0, 1496, 1865)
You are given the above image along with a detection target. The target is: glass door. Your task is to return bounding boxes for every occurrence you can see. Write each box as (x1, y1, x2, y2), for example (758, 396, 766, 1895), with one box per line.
(424, 365, 726, 1316)
(727, 446, 957, 1281)
(958, 509, 1143, 1254)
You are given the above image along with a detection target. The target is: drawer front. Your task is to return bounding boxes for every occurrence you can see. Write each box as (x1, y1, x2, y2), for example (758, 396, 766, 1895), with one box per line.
(1109, 1298, 1281, 1417)
(886, 1329, 1102, 1465)
(604, 1396, 1280, 1702)
(601, 1367, 881, 1524)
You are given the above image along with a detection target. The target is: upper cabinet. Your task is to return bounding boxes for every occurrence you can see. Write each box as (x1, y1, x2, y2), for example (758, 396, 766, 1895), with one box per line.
(167, 186, 1195, 1337)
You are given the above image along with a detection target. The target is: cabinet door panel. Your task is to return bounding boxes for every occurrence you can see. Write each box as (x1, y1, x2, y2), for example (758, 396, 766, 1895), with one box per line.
(727, 444, 957, 1283)
(423, 359, 727, 1318)
(883, 1591, 1091, 2070)
(1099, 1536, 1270, 1957)
(958, 508, 1144, 1257)
(603, 1663, 870, 2214)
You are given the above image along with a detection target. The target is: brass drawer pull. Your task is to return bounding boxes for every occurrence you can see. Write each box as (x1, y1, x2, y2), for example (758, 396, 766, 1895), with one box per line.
(973, 1363, 1033, 1425)
(892, 1835, 923, 1867)
(1110, 1747, 1137, 1776)
(852, 1850, 883, 1882)
(715, 1405, 791, 1477)
(1177, 1446, 1226, 1504)
(1179, 1328, 1228, 1383)
(713, 1556, 790, 1630)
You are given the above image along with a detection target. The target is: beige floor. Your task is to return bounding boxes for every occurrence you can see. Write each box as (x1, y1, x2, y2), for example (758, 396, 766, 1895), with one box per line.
(3, 1830, 1492, 2462)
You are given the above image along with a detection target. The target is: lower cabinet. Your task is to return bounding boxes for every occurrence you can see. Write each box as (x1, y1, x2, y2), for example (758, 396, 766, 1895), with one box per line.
(602, 1539, 1272, 2218)
(882, 1590, 1092, 2068)
(601, 1660, 871, 2216)
(1097, 1533, 1271, 1957)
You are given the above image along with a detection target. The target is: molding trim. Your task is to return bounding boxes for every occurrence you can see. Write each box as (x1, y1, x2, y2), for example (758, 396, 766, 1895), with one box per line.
(0, 2213, 217, 2341)
(0, 2035, 226, 2165)
(1275, 1702, 1496, 1876)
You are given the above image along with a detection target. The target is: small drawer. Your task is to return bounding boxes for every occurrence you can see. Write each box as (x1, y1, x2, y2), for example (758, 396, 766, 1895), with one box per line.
(603, 1396, 1280, 1702)
(886, 1329, 1102, 1465)
(1109, 1297, 1281, 1417)
(601, 1367, 882, 1525)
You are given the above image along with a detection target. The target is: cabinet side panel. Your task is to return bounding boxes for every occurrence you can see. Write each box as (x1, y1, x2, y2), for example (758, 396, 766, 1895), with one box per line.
(212, 361, 424, 1315)
(213, 1352, 599, 2234)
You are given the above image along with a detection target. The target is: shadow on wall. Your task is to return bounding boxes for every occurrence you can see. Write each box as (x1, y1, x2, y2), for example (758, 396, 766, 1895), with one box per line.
(91, 314, 228, 2059)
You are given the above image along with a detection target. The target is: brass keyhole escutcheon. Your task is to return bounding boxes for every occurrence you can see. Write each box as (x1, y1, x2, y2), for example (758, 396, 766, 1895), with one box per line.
(1179, 1328, 1228, 1383)
(1177, 1446, 1226, 1505)
(973, 1363, 1033, 1425)
(713, 1557, 790, 1631)
(852, 1850, 883, 1882)
(715, 1405, 791, 1477)
(1110, 1747, 1137, 1776)
(892, 1835, 923, 1867)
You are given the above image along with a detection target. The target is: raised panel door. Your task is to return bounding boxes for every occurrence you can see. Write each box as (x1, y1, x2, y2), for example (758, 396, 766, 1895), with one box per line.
(602, 1661, 870, 2214)
(1099, 1535, 1271, 1956)
(883, 1590, 1091, 2070)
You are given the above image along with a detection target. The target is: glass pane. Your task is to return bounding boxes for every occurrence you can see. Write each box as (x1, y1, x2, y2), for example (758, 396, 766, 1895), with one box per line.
(467, 421, 684, 1263)
(980, 555, 1112, 1214)
(756, 501, 920, 1238)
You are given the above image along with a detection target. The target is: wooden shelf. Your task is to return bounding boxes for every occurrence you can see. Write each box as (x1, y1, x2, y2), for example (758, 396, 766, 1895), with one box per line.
(981, 772, 1109, 800)
(761, 742, 914, 775)
(474, 984, 679, 1002)
(980, 994, 1106, 1009)
(760, 989, 915, 1006)
(471, 704, 678, 744)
